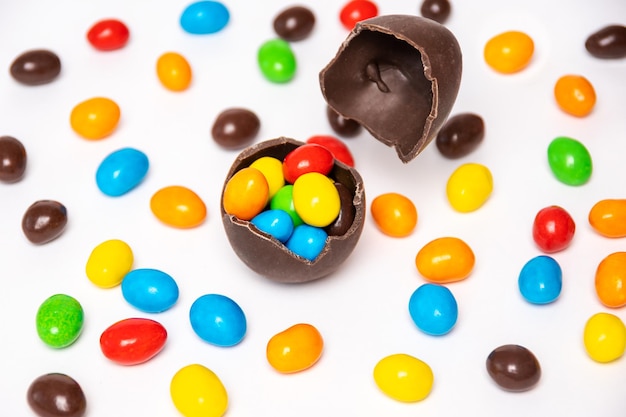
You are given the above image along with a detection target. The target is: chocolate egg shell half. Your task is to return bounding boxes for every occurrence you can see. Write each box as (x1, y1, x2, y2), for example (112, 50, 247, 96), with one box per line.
(220, 137, 365, 284)
(319, 15, 462, 163)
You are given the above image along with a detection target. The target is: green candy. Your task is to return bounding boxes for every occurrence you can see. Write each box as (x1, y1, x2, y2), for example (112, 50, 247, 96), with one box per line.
(547, 136, 592, 186)
(36, 294, 84, 348)
(270, 185, 303, 227)
(258, 38, 296, 83)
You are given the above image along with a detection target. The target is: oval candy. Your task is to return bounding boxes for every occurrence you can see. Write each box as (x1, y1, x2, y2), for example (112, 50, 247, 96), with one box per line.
(283, 143, 334, 184)
(251, 209, 294, 243)
(249, 156, 284, 199)
(436, 113, 485, 159)
(583, 312, 626, 363)
(96, 147, 149, 197)
(0, 135, 27, 183)
(70, 97, 120, 140)
(446, 162, 493, 212)
(292, 172, 340, 228)
(150, 185, 207, 228)
(157, 52, 192, 91)
(189, 294, 246, 347)
(484, 31, 534, 74)
(415, 236, 475, 283)
(100, 318, 167, 365)
(371, 192, 418, 238)
(10, 49, 61, 85)
(373, 353, 434, 402)
(27, 373, 86, 417)
(306, 135, 355, 167)
(285, 224, 328, 261)
(585, 25, 626, 59)
(588, 199, 626, 238)
(258, 38, 297, 83)
(87, 19, 130, 51)
(532, 205, 575, 253)
(22, 200, 68, 244)
(222, 167, 269, 221)
(121, 268, 179, 313)
(518, 255, 562, 304)
(266, 323, 324, 373)
(270, 184, 303, 227)
(36, 294, 84, 348)
(170, 364, 228, 417)
(180, 1, 230, 34)
(273, 6, 316, 41)
(547, 136, 592, 186)
(595, 252, 626, 308)
(408, 283, 458, 336)
(86, 239, 134, 288)
(211, 108, 261, 150)
(486, 344, 541, 391)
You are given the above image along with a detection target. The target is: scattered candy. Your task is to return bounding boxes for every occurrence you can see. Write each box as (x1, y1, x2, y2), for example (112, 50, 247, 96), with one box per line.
(270, 184, 303, 226)
(170, 364, 228, 417)
(588, 199, 626, 238)
(85, 239, 134, 288)
(222, 167, 269, 220)
(251, 209, 294, 243)
(373, 353, 434, 402)
(518, 255, 562, 304)
(86, 19, 130, 51)
(189, 294, 247, 347)
(583, 312, 626, 363)
(36, 294, 84, 349)
(257, 39, 297, 83)
(96, 147, 149, 197)
(150, 185, 207, 228)
(446, 162, 493, 212)
(585, 25, 626, 59)
(594, 252, 626, 308)
(156, 52, 192, 91)
(370, 192, 418, 237)
(100, 318, 167, 365)
(547, 136, 592, 185)
(180, 1, 230, 34)
(250, 156, 284, 198)
(554, 74, 596, 117)
(27, 373, 86, 417)
(273, 6, 316, 42)
(285, 224, 328, 261)
(283, 143, 335, 183)
(419, 0, 451, 24)
(22, 200, 67, 244)
(484, 31, 534, 74)
(306, 135, 355, 167)
(339, 0, 378, 30)
(266, 323, 324, 373)
(211, 108, 261, 150)
(122, 268, 180, 313)
(326, 105, 362, 137)
(408, 283, 458, 336)
(415, 236, 475, 283)
(486, 344, 541, 392)
(70, 97, 120, 140)
(0, 135, 27, 182)
(436, 113, 485, 159)
(532, 205, 576, 253)
(10, 49, 61, 85)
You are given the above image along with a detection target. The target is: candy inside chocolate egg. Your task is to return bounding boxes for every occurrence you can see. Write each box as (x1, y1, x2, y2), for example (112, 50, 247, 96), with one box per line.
(320, 15, 462, 163)
(220, 137, 365, 284)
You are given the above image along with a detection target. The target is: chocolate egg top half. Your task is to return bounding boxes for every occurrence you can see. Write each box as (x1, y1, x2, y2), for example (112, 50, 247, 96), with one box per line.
(220, 137, 365, 284)
(320, 15, 463, 163)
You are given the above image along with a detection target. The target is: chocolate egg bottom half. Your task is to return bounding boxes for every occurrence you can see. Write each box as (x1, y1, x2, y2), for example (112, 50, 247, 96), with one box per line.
(220, 137, 366, 284)
(320, 15, 462, 163)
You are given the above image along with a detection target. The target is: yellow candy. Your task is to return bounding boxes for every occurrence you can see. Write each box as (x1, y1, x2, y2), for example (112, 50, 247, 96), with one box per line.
(583, 312, 626, 363)
(250, 156, 285, 199)
(85, 239, 133, 288)
(150, 185, 207, 228)
(446, 163, 493, 212)
(266, 323, 324, 373)
(70, 97, 120, 140)
(157, 52, 192, 91)
(373, 353, 434, 402)
(292, 172, 340, 227)
(170, 364, 228, 417)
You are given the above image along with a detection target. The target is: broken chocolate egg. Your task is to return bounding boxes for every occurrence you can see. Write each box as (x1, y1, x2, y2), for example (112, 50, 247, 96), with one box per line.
(319, 14, 462, 163)
(220, 137, 365, 284)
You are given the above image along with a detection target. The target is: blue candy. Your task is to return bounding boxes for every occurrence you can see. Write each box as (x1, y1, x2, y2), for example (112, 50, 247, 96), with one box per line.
(285, 224, 327, 261)
(518, 255, 562, 304)
(180, 1, 230, 34)
(408, 283, 458, 336)
(96, 147, 149, 197)
(251, 209, 294, 243)
(121, 268, 179, 313)
(189, 294, 246, 347)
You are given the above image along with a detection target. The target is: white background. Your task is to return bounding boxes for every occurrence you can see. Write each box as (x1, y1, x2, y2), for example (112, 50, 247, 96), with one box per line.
(1, 0, 625, 416)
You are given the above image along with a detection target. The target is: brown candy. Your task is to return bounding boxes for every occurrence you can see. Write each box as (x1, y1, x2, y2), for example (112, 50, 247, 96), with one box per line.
(22, 200, 68, 244)
(326, 105, 362, 138)
(420, 0, 451, 24)
(319, 15, 463, 163)
(0, 135, 27, 182)
(221, 137, 365, 283)
(585, 25, 626, 59)
(10, 49, 61, 86)
(486, 344, 541, 392)
(27, 373, 87, 417)
(326, 182, 355, 236)
(273, 6, 316, 42)
(211, 108, 261, 150)
(435, 113, 484, 158)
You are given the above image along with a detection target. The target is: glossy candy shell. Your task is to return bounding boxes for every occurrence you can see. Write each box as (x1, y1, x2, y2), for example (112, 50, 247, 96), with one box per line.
(408, 283, 458, 336)
(87, 19, 130, 51)
(170, 364, 228, 417)
(36, 294, 84, 348)
(266, 323, 324, 373)
(122, 268, 180, 313)
(85, 239, 134, 288)
(27, 373, 86, 417)
(180, 1, 230, 34)
(583, 312, 626, 363)
(588, 199, 626, 238)
(486, 344, 541, 391)
(150, 185, 207, 228)
(96, 147, 149, 196)
(415, 237, 474, 283)
(100, 318, 167, 365)
(373, 353, 434, 402)
(189, 294, 247, 346)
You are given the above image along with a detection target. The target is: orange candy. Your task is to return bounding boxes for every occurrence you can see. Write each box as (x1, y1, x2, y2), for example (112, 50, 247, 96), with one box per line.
(371, 192, 418, 237)
(484, 31, 534, 74)
(156, 52, 192, 91)
(222, 167, 269, 220)
(554, 74, 596, 117)
(70, 97, 120, 140)
(589, 199, 626, 238)
(150, 185, 207, 228)
(415, 237, 475, 283)
(266, 323, 323, 373)
(595, 252, 626, 308)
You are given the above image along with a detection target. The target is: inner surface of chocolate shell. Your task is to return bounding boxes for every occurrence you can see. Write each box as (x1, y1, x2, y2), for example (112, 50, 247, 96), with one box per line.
(320, 15, 463, 163)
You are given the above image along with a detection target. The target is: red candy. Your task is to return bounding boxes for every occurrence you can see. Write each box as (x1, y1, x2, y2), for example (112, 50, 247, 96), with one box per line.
(532, 205, 576, 253)
(307, 135, 355, 167)
(282, 143, 335, 184)
(87, 19, 130, 51)
(100, 318, 167, 365)
(339, 0, 378, 31)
